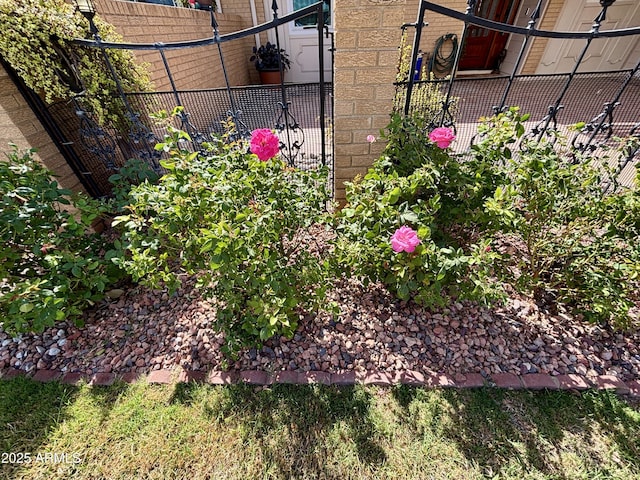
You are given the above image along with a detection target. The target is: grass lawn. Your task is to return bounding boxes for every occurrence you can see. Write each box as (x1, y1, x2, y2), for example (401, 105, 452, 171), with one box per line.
(0, 377, 639, 480)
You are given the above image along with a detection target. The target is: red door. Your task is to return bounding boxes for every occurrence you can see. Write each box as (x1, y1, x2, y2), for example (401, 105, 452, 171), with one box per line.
(459, 0, 522, 71)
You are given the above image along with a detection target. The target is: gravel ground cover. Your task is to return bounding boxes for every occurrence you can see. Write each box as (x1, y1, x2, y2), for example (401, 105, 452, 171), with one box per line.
(1, 274, 638, 383)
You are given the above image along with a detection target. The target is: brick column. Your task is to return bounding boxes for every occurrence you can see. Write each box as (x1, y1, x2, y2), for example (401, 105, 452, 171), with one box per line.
(332, 0, 411, 202)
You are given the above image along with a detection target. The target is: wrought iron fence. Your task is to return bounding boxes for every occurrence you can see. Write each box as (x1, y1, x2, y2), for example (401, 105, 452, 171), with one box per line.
(127, 83, 333, 170)
(41, 0, 332, 198)
(396, 0, 640, 188)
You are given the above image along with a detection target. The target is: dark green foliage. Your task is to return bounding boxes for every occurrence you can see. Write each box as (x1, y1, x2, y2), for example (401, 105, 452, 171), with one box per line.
(0, 145, 125, 334)
(250, 42, 291, 72)
(482, 115, 640, 328)
(334, 114, 501, 307)
(336, 108, 640, 329)
(108, 157, 161, 212)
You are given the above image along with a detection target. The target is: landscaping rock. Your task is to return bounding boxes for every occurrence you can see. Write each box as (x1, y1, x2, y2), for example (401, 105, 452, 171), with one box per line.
(0, 276, 639, 384)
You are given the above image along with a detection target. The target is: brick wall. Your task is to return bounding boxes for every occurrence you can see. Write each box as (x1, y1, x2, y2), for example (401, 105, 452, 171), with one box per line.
(0, 63, 85, 193)
(0, 0, 259, 195)
(521, 0, 563, 74)
(332, 0, 563, 201)
(94, 0, 254, 90)
(1, 0, 564, 200)
(220, 0, 279, 84)
(333, 0, 469, 201)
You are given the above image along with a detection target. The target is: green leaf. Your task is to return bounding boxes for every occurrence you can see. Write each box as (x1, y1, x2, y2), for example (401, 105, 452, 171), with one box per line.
(400, 211, 419, 224)
(19, 303, 34, 313)
(159, 160, 176, 170)
(388, 187, 402, 205)
(259, 328, 270, 341)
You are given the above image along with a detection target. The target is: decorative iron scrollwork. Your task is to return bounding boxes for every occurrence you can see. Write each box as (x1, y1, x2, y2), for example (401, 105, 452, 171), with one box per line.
(73, 98, 117, 171)
(226, 109, 250, 142)
(174, 108, 207, 148)
(124, 110, 163, 172)
(275, 102, 305, 166)
(619, 122, 640, 173)
(524, 104, 563, 147)
(438, 100, 456, 132)
(571, 101, 619, 154)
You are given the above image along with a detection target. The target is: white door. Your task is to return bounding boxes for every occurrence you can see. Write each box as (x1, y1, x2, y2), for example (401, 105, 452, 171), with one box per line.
(277, 0, 333, 83)
(536, 0, 640, 74)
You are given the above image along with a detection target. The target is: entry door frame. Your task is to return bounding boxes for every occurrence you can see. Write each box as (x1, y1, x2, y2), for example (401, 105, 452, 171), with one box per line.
(459, 0, 523, 71)
(264, 0, 333, 83)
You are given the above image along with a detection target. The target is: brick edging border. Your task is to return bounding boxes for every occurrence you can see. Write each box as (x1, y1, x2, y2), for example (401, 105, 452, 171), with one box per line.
(1, 367, 639, 397)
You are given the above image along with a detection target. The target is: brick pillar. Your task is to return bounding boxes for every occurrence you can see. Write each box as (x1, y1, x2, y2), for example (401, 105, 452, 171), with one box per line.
(333, 0, 410, 202)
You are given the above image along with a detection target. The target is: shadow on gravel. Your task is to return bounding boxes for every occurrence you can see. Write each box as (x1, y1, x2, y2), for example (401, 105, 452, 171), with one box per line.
(392, 385, 640, 478)
(171, 383, 386, 479)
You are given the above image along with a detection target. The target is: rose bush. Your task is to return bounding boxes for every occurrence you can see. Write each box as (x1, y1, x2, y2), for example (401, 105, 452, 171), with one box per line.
(391, 226, 421, 253)
(114, 122, 332, 353)
(334, 114, 500, 306)
(334, 108, 639, 330)
(479, 110, 640, 329)
(0, 145, 125, 335)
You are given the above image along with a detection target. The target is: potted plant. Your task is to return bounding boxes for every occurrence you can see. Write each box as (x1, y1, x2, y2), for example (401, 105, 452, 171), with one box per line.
(250, 42, 291, 84)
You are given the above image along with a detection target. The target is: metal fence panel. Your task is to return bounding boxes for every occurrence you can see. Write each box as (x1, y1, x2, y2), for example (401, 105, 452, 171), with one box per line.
(396, 0, 640, 188)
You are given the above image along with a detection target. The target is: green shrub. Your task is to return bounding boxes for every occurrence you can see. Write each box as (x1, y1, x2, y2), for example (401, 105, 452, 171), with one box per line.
(108, 157, 161, 212)
(337, 108, 639, 330)
(0, 145, 125, 334)
(481, 114, 640, 329)
(334, 115, 500, 307)
(114, 124, 332, 353)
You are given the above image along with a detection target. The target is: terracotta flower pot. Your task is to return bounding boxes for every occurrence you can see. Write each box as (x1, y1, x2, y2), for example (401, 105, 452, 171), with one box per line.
(259, 70, 283, 85)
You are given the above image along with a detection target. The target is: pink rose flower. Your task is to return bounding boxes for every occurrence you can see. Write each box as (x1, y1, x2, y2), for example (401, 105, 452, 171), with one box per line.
(391, 226, 421, 253)
(428, 127, 456, 149)
(366, 134, 376, 143)
(250, 129, 280, 161)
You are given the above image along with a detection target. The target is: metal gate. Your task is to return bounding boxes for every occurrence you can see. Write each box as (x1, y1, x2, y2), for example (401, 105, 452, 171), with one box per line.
(21, 1, 334, 198)
(397, 0, 640, 188)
